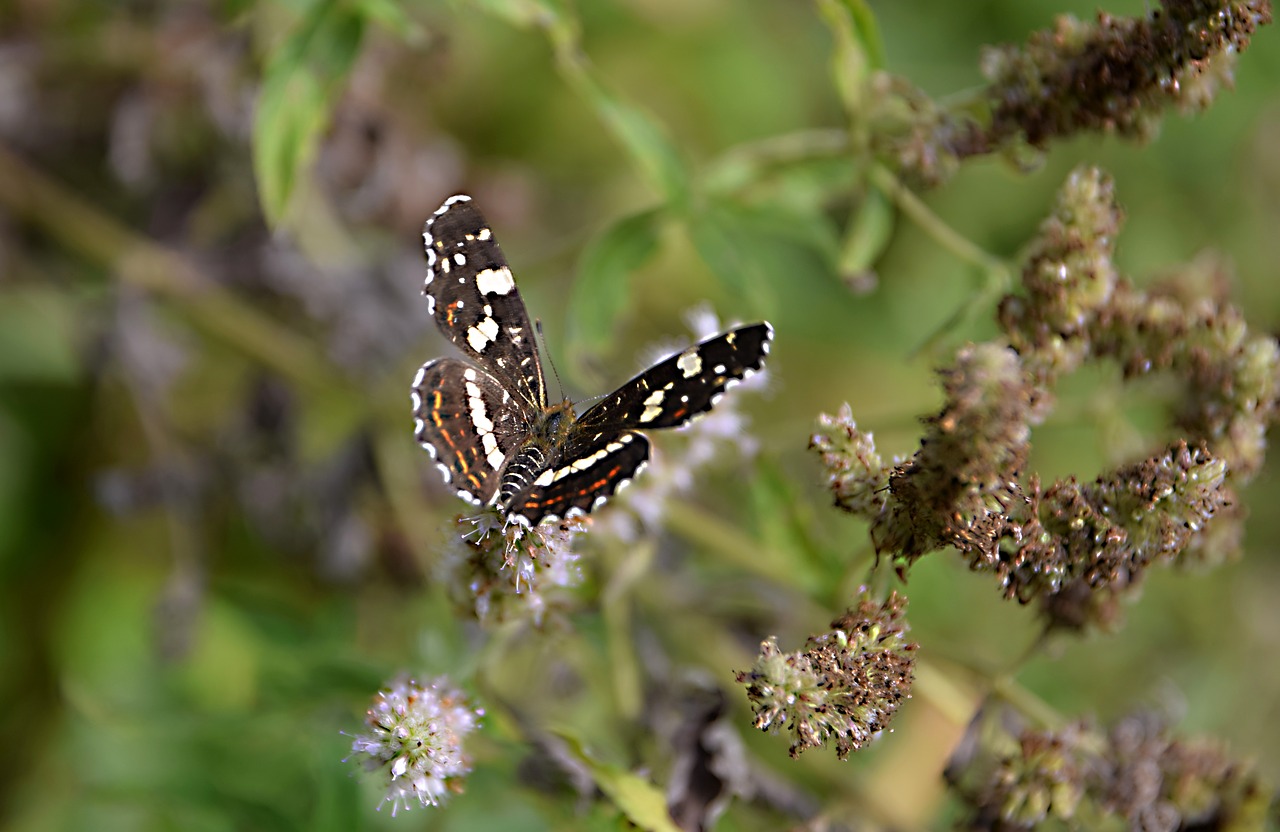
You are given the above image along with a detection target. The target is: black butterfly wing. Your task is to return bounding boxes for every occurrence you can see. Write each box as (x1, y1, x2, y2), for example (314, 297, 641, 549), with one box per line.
(422, 195, 546, 410)
(411, 358, 533, 506)
(577, 323, 773, 431)
(503, 430, 650, 526)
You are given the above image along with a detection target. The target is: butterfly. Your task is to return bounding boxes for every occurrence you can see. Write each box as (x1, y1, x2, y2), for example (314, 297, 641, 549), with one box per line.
(411, 195, 772, 526)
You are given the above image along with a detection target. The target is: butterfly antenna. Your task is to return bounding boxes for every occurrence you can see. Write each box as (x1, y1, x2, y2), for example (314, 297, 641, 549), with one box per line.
(535, 319, 568, 402)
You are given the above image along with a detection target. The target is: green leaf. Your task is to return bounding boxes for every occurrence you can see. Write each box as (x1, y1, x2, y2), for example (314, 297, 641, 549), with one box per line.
(554, 733, 683, 832)
(253, 0, 365, 225)
(568, 208, 664, 363)
(351, 0, 425, 42)
(838, 183, 895, 285)
(817, 0, 886, 118)
(837, 0, 886, 70)
(578, 77, 691, 208)
(476, 0, 690, 205)
(473, 0, 569, 27)
(688, 200, 839, 313)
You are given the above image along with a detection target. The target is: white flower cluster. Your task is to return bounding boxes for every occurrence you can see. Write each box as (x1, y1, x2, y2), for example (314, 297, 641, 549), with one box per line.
(438, 509, 587, 624)
(348, 676, 483, 815)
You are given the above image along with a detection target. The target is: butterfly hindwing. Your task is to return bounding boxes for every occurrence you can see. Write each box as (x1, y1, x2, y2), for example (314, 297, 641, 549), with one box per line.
(422, 195, 546, 410)
(504, 430, 651, 525)
(411, 357, 531, 506)
(578, 323, 773, 431)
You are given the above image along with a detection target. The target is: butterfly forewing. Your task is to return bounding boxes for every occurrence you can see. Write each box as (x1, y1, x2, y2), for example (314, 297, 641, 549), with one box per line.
(422, 195, 546, 410)
(578, 323, 773, 431)
(505, 431, 651, 525)
(411, 358, 532, 506)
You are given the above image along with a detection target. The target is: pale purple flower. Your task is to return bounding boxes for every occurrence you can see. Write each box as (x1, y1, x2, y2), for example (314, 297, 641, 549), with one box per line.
(348, 676, 483, 815)
(437, 508, 587, 624)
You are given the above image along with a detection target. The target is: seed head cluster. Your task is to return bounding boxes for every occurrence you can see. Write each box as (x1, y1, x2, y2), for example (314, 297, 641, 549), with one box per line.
(735, 593, 916, 760)
(948, 709, 1269, 830)
(811, 166, 1276, 629)
(870, 1, 1273, 186)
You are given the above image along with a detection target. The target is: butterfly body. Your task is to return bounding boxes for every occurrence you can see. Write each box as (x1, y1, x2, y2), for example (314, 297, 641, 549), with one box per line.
(412, 195, 771, 526)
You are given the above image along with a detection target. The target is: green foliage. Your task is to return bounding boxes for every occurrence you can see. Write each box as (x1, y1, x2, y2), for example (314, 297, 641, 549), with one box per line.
(255, 0, 366, 224)
(556, 733, 685, 832)
(254, 0, 423, 224)
(568, 207, 663, 368)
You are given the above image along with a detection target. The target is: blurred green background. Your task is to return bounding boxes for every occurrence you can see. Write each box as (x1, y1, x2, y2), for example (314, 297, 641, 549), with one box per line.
(1, 0, 1278, 829)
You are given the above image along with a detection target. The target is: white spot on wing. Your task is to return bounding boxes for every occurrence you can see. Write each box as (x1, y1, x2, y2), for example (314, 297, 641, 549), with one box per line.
(466, 317, 500, 351)
(475, 267, 516, 296)
(677, 348, 702, 378)
(486, 447, 504, 470)
(640, 388, 665, 423)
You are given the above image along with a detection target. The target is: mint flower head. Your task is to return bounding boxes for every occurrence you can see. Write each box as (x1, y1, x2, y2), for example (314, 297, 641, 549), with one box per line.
(436, 508, 587, 625)
(736, 593, 917, 760)
(809, 403, 894, 517)
(948, 708, 1271, 830)
(348, 676, 483, 815)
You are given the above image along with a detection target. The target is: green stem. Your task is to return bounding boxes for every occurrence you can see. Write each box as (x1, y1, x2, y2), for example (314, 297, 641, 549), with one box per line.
(869, 163, 1008, 278)
(0, 143, 341, 390)
(870, 164, 1015, 357)
(988, 673, 1067, 732)
(662, 499, 814, 591)
(704, 128, 852, 195)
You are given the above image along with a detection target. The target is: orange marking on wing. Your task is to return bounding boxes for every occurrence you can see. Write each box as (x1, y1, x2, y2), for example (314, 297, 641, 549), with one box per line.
(522, 462, 631, 512)
(583, 464, 625, 494)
